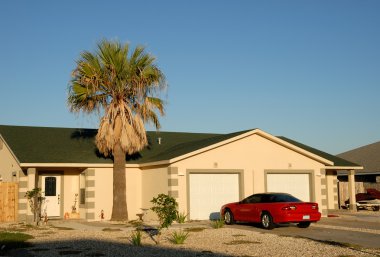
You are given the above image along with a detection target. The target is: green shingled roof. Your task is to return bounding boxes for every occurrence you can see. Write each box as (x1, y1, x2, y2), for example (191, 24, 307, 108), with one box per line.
(0, 125, 360, 167)
(278, 136, 360, 167)
(0, 125, 248, 164)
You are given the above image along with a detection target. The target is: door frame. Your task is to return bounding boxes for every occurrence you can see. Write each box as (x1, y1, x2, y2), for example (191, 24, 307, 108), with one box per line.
(39, 171, 63, 218)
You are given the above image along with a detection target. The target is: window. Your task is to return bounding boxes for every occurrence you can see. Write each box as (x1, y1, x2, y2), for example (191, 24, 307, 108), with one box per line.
(80, 173, 85, 204)
(45, 177, 56, 196)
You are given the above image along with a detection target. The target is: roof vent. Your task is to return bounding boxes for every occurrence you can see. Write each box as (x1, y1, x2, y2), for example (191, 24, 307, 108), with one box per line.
(157, 137, 162, 145)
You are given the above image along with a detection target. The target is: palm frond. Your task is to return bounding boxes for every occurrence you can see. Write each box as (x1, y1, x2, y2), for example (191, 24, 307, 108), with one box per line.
(68, 39, 167, 156)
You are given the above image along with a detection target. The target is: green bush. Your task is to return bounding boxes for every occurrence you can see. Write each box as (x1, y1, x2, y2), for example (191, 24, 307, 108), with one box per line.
(211, 219, 225, 229)
(25, 188, 45, 225)
(169, 230, 189, 244)
(150, 194, 178, 229)
(176, 211, 188, 223)
(130, 230, 142, 246)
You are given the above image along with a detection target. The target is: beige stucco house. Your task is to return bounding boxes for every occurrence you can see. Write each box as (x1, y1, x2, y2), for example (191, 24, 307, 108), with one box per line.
(0, 125, 362, 222)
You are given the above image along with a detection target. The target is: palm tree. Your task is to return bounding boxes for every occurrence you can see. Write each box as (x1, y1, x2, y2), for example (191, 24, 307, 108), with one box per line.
(68, 39, 166, 221)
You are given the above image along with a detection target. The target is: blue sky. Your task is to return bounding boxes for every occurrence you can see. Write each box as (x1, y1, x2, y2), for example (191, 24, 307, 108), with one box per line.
(0, 1, 379, 154)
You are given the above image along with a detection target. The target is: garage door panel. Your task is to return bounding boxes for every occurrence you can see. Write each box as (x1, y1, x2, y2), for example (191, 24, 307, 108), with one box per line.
(189, 173, 239, 220)
(267, 173, 311, 202)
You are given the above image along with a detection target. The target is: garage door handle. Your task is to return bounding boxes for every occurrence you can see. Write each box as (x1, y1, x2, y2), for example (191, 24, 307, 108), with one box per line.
(58, 194, 60, 204)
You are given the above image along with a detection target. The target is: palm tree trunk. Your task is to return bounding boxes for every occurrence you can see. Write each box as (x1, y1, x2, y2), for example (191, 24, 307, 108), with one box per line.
(110, 141, 128, 221)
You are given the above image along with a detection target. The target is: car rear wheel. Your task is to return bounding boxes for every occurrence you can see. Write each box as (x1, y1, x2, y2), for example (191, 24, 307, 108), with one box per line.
(297, 222, 311, 228)
(224, 210, 235, 225)
(261, 212, 275, 230)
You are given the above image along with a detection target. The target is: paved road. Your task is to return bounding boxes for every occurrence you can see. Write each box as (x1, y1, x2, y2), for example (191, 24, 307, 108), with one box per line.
(229, 216, 380, 249)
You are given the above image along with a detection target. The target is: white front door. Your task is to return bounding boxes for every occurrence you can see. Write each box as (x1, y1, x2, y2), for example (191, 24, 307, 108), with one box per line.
(41, 175, 61, 217)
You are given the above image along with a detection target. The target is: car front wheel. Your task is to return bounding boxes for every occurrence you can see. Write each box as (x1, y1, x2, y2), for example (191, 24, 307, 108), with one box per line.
(297, 222, 311, 228)
(224, 210, 235, 225)
(261, 212, 275, 230)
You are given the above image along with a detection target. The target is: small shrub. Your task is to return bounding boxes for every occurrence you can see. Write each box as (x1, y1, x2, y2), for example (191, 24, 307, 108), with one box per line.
(150, 194, 178, 229)
(130, 230, 142, 246)
(25, 188, 45, 225)
(211, 219, 225, 229)
(176, 212, 188, 223)
(169, 230, 189, 244)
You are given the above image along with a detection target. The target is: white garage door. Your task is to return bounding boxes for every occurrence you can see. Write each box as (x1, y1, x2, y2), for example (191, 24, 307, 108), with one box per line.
(266, 173, 311, 202)
(189, 173, 239, 220)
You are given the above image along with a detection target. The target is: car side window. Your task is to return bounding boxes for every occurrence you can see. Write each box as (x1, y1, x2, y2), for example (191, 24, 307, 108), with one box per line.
(260, 195, 273, 203)
(248, 195, 261, 203)
(241, 198, 249, 204)
(273, 195, 285, 202)
(241, 195, 261, 204)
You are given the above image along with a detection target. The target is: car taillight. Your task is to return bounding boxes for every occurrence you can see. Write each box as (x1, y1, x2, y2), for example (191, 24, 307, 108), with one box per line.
(282, 205, 297, 211)
(311, 204, 318, 210)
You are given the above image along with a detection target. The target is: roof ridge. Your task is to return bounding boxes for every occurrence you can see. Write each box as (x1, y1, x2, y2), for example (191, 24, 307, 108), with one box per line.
(337, 140, 380, 156)
(278, 136, 361, 167)
(142, 129, 254, 162)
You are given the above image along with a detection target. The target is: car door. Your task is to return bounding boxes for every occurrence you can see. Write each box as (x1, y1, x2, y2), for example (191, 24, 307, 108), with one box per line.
(245, 194, 263, 222)
(236, 195, 262, 222)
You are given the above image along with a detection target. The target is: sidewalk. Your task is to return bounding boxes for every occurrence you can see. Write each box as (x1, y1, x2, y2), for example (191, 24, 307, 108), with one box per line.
(327, 209, 380, 223)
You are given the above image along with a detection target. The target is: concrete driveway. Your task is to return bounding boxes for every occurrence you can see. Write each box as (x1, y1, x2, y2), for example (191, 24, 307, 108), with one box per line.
(229, 210, 380, 249)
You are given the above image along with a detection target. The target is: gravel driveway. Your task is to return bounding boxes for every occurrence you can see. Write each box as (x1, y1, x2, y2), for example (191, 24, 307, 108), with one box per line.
(2, 221, 379, 257)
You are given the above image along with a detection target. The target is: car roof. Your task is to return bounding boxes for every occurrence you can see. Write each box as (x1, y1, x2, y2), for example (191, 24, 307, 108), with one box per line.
(254, 193, 292, 195)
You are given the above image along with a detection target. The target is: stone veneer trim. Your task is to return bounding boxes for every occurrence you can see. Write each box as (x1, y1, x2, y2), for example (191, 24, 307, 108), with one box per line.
(168, 167, 178, 175)
(18, 203, 27, 211)
(168, 178, 178, 187)
(86, 202, 95, 209)
(168, 190, 179, 198)
(86, 191, 95, 198)
(84, 169, 96, 220)
(86, 213, 95, 220)
(86, 169, 95, 176)
(86, 180, 95, 187)
(19, 181, 27, 189)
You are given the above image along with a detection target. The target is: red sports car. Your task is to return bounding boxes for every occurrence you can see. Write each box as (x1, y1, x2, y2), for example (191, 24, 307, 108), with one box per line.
(220, 193, 321, 229)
